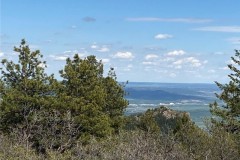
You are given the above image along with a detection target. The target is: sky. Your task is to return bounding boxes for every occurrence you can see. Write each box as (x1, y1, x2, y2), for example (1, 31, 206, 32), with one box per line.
(1, 0, 240, 83)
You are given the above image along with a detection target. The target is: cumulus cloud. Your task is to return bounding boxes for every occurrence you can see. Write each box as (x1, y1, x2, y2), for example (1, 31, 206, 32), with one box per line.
(167, 50, 185, 56)
(113, 51, 134, 59)
(100, 58, 110, 64)
(82, 17, 96, 22)
(155, 34, 172, 40)
(97, 46, 110, 52)
(90, 44, 110, 52)
(173, 57, 202, 67)
(0, 52, 4, 57)
(145, 54, 159, 60)
(126, 17, 212, 23)
(162, 57, 175, 62)
(142, 61, 157, 65)
(91, 44, 98, 49)
(50, 55, 69, 61)
(194, 26, 240, 32)
(63, 50, 72, 54)
(50, 50, 84, 61)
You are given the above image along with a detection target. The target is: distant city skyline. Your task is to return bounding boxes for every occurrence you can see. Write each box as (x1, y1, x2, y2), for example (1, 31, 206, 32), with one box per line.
(1, 0, 240, 83)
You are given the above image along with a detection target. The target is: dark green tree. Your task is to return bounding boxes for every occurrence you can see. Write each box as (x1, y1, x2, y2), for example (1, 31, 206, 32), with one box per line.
(59, 54, 128, 139)
(0, 39, 55, 132)
(103, 68, 128, 133)
(210, 50, 240, 134)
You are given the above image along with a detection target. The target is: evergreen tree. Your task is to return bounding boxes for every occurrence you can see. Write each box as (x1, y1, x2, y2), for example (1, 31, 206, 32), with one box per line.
(103, 68, 128, 133)
(210, 50, 240, 134)
(59, 55, 112, 139)
(0, 39, 55, 132)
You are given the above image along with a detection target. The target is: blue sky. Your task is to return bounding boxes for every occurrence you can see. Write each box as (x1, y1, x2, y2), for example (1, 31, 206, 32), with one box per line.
(1, 0, 240, 83)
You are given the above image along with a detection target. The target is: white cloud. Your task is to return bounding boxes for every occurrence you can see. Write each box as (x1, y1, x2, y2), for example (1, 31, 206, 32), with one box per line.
(50, 55, 69, 61)
(77, 53, 85, 57)
(91, 44, 98, 49)
(145, 54, 159, 60)
(91, 44, 110, 52)
(64, 50, 72, 54)
(186, 57, 201, 67)
(155, 34, 172, 40)
(173, 59, 183, 65)
(0, 52, 4, 57)
(142, 61, 157, 65)
(194, 26, 240, 32)
(97, 46, 110, 52)
(167, 50, 185, 56)
(173, 57, 202, 67)
(126, 17, 212, 23)
(113, 51, 134, 59)
(162, 57, 175, 62)
(101, 58, 110, 64)
(50, 51, 85, 61)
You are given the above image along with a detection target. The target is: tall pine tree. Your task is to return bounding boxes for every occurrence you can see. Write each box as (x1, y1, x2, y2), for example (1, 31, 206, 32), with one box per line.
(210, 50, 240, 134)
(0, 39, 55, 131)
(103, 68, 128, 133)
(59, 55, 112, 139)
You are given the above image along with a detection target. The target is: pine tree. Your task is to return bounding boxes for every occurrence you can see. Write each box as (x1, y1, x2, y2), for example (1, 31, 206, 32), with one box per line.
(0, 39, 55, 131)
(210, 50, 240, 134)
(59, 54, 113, 139)
(103, 67, 128, 133)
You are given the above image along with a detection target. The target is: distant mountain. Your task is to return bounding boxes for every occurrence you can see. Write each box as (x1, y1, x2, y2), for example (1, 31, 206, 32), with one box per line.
(125, 87, 209, 101)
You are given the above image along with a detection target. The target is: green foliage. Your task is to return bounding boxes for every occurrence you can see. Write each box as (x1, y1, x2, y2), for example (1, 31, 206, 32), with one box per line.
(210, 50, 240, 133)
(58, 54, 128, 139)
(0, 39, 128, 153)
(125, 106, 191, 134)
(0, 39, 55, 132)
(175, 121, 211, 159)
(103, 68, 128, 133)
(2, 39, 239, 159)
(209, 126, 239, 160)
